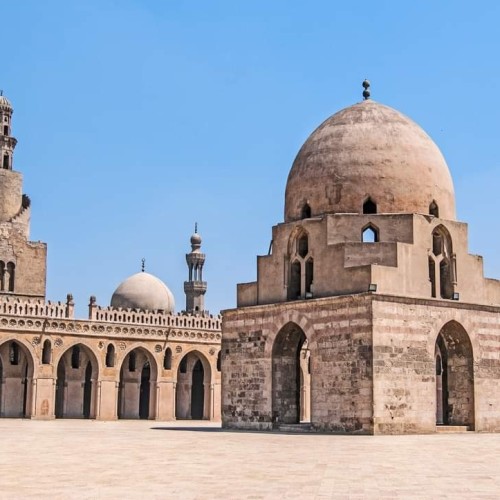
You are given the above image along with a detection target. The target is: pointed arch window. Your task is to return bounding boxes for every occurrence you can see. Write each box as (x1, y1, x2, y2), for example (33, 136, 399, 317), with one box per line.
(287, 229, 313, 300)
(429, 225, 455, 299)
(216, 351, 221, 372)
(42, 340, 52, 365)
(429, 201, 439, 217)
(71, 345, 80, 369)
(105, 344, 115, 368)
(9, 342, 19, 365)
(362, 224, 379, 243)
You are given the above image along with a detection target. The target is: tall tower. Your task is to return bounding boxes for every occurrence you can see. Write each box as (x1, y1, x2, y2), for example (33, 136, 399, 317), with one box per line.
(0, 92, 47, 299)
(184, 225, 207, 314)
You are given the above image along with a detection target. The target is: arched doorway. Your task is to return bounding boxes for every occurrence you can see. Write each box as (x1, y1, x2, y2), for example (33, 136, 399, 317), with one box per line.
(118, 348, 157, 419)
(272, 322, 308, 425)
(0, 340, 34, 417)
(175, 352, 211, 420)
(435, 321, 474, 428)
(55, 344, 98, 419)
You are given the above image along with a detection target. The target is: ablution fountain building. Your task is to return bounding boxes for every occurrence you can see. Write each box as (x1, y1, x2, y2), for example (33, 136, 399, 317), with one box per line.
(221, 81, 500, 434)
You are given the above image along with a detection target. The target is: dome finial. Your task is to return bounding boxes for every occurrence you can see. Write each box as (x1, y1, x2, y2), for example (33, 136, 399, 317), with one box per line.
(141, 258, 145, 272)
(362, 79, 371, 100)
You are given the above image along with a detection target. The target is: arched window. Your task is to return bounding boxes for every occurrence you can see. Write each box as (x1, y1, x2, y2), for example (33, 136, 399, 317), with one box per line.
(362, 225, 379, 243)
(105, 344, 115, 368)
(9, 342, 19, 365)
(288, 260, 301, 300)
(7, 262, 15, 292)
(128, 351, 136, 372)
(71, 345, 80, 369)
(3, 154, 9, 170)
(430, 225, 455, 299)
(163, 348, 172, 370)
(42, 340, 51, 364)
(305, 258, 314, 296)
(429, 201, 439, 217)
(301, 203, 311, 219)
(363, 198, 377, 214)
(3, 125, 8, 136)
(0, 260, 5, 291)
(216, 351, 221, 372)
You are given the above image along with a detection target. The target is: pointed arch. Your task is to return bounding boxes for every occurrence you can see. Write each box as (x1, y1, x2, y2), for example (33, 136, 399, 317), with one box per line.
(272, 322, 308, 425)
(117, 346, 158, 419)
(363, 197, 377, 214)
(300, 203, 311, 219)
(362, 223, 379, 243)
(434, 321, 474, 428)
(175, 350, 213, 420)
(0, 340, 35, 417)
(55, 343, 99, 419)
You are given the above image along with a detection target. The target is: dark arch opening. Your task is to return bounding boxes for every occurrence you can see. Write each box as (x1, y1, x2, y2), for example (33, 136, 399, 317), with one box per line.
(191, 359, 204, 419)
(297, 233, 308, 258)
(272, 323, 307, 426)
(363, 198, 377, 214)
(83, 361, 92, 419)
(105, 344, 115, 368)
(301, 203, 311, 219)
(42, 340, 51, 365)
(429, 201, 439, 217)
(139, 361, 151, 419)
(216, 351, 221, 372)
(163, 348, 172, 370)
(7, 262, 14, 292)
(288, 261, 301, 300)
(55, 360, 65, 418)
(71, 345, 80, 369)
(305, 258, 314, 296)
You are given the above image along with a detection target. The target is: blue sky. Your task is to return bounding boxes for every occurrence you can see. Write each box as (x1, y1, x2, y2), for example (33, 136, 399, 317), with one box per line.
(3, 0, 500, 316)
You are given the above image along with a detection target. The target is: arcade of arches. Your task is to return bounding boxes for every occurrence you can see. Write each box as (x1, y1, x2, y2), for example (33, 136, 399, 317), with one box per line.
(0, 332, 221, 421)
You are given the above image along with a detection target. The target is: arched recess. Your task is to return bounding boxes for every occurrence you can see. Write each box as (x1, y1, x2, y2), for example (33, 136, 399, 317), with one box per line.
(272, 322, 308, 425)
(105, 344, 115, 368)
(429, 200, 439, 217)
(435, 321, 474, 428)
(175, 351, 212, 420)
(118, 347, 158, 419)
(301, 203, 311, 219)
(55, 343, 99, 419)
(0, 340, 34, 417)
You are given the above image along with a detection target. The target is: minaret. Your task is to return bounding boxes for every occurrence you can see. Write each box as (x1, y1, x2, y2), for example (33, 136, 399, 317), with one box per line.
(184, 224, 207, 314)
(0, 91, 24, 224)
(0, 91, 16, 172)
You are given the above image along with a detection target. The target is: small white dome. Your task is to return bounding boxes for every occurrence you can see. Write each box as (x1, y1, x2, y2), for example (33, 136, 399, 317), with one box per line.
(110, 272, 175, 313)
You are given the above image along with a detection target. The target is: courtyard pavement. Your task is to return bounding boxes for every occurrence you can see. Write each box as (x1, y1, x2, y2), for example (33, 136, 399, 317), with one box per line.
(0, 420, 499, 499)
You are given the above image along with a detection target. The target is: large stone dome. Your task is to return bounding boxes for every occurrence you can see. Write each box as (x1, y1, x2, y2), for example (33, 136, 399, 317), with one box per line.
(110, 272, 175, 313)
(285, 99, 456, 222)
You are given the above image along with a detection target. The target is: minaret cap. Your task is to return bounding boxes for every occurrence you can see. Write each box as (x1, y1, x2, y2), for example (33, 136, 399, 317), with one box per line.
(190, 222, 202, 250)
(362, 79, 371, 100)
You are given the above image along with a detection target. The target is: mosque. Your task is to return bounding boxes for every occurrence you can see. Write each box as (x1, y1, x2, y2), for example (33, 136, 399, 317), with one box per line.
(0, 92, 222, 420)
(221, 81, 500, 434)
